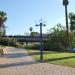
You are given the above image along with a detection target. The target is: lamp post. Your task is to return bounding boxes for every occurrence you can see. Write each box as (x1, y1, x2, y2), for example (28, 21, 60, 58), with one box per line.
(36, 22, 46, 61)
(63, 0, 70, 50)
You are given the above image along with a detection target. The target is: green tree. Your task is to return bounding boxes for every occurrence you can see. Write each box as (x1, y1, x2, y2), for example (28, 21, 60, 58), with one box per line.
(30, 32, 39, 37)
(44, 23, 75, 51)
(0, 11, 7, 36)
(69, 12, 75, 32)
(45, 24, 66, 51)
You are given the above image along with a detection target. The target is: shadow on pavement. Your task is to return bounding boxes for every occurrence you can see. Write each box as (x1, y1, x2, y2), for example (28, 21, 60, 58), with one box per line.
(0, 48, 39, 68)
(3, 53, 29, 58)
(0, 61, 38, 68)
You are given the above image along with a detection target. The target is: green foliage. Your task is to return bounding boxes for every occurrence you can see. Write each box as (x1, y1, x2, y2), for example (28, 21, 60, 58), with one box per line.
(15, 42, 23, 48)
(69, 32, 75, 48)
(0, 11, 7, 36)
(44, 42, 64, 51)
(69, 12, 75, 31)
(44, 24, 67, 51)
(30, 32, 39, 36)
(0, 37, 17, 47)
(24, 44, 40, 50)
(45, 23, 75, 51)
(0, 11, 7, 22)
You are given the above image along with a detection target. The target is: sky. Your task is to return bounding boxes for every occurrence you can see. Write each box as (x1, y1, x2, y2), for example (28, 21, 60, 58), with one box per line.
(0, 0, 75, 35)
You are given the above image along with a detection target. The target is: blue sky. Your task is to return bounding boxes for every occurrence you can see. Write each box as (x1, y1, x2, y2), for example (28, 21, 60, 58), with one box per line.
(0, 0, 75, 35)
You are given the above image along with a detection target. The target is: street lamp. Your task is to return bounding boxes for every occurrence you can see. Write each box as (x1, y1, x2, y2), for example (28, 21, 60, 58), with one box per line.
(35, 22, 46, 61)
(63, 0, 70, 50)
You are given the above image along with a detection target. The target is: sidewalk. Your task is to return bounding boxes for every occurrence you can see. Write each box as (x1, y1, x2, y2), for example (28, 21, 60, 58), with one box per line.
(0, 47, 36, 65)
(0, 47, 75, 75)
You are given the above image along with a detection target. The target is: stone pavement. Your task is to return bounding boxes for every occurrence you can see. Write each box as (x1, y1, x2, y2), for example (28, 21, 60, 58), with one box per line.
(0, 47, 36, 65)
(0, 47, 75, 75)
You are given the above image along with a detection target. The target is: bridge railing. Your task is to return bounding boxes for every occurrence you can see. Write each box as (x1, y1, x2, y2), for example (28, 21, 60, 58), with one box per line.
(1, 35, 48, 42)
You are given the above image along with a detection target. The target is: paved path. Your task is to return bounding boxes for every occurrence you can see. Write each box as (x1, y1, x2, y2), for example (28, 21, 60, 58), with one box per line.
(0, 47, 36, 65)
(0, 47, 75, 75)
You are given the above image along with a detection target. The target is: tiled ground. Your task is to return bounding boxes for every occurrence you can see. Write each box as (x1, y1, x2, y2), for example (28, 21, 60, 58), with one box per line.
(0, 47, 75, 75)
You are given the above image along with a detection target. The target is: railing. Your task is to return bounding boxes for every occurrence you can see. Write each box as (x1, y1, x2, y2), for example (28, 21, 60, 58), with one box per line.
(1, 35, 47, 42)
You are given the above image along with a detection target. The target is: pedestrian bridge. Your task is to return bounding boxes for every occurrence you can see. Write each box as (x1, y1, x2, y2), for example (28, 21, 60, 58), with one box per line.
(2, 35, 47, 42)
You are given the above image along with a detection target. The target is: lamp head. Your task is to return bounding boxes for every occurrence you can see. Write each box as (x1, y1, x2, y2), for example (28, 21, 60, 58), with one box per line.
(35, 24, 39, 26)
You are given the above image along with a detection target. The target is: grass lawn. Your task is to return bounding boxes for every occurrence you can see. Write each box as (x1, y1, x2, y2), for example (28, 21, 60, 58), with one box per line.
(27, 50, 75, 68)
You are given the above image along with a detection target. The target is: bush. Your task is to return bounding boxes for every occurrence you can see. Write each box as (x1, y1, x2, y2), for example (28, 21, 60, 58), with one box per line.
(0, 37, 17, 47)
(44, 24, 67, 51)
(15, 42, 24, 48)
(44, 24, 75, 52)
(24, 44, 40, 50)
(44, 42, 64, 51)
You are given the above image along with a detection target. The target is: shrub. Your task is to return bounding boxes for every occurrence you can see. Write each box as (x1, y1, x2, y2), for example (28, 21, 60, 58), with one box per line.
(44, 24, 67, 51)
(24, 44, 40, 50)
(44, 42, 64, 51)
(0, 37, 17, 47)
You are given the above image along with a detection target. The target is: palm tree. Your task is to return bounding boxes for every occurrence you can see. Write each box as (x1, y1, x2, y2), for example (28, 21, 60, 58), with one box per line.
(29, 27, 33, 32)
(63, 0, 69, 35)
(0, 11, 7, 35)
(63, 0, 69, 6)
(29, 27, 33, 36)
(63, 0, 70, 51)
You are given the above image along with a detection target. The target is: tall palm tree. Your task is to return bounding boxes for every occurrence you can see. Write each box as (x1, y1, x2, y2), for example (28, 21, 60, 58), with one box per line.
(63, 0, 69, 6)
(63, 0, 70, 51)
(63, 0, 69, 34)
(0, 11, 7, 35)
